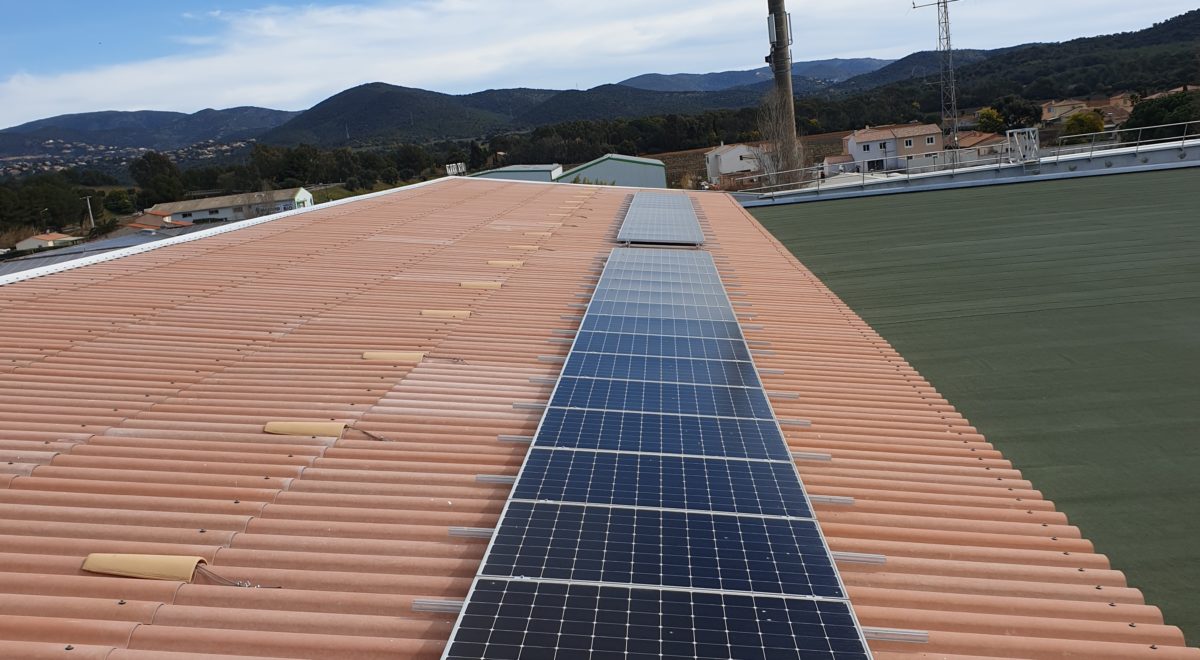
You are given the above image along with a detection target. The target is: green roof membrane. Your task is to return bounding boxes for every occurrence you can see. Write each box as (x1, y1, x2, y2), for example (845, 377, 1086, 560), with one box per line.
(751, 168, 1200, 645)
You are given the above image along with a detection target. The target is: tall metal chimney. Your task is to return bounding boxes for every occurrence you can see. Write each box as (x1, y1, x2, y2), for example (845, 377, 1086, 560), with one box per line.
(766, 1, 799, 164)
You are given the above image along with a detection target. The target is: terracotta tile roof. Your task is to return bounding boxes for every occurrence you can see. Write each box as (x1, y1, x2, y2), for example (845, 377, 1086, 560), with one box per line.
(955, 131, 1006, 148)
(29, 233, 78, 241)
(0, 177, 1194, 659)
(851, 124, 941, 143)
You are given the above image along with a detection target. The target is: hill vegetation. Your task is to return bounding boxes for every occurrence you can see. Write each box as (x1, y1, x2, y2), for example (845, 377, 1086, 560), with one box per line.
(0, 107, 298, 154)
(619, 58, 892, 92)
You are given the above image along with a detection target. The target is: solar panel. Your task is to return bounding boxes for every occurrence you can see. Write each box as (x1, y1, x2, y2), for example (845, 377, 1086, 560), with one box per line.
(563, 353, 762, 387)
(514, 449, 813, 517)
(443, 247, 869, 659)
(447, 580, 870, 660)
(483, 502, 844, 597)
(616, 192, 706, 245)
(534, 409, 792, 460)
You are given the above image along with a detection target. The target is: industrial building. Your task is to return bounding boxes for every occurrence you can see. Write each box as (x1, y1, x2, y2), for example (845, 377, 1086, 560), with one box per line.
(556, 153, 667, 188)
(0, 177, 1194, 659)
(469, 164, 563, 182)
(146, 187, 314, 224)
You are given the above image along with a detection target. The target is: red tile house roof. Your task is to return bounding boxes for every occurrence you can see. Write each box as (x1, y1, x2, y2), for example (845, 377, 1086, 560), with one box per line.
(0, 177, 1194, 659)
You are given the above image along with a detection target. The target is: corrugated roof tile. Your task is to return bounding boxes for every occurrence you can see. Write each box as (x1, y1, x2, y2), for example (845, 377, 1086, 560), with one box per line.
(0, 177, 1191, 658)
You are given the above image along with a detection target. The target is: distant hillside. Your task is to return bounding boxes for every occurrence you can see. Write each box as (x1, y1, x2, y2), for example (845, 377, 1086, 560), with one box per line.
(0, 107, 298, 156)
(260, 83, 512, 146)
(620, 58, 892, 92)
(830, 49, 1000, 94)
(458, 88, 561, 119)
(6, 9, 1198, 157)
(948, 9, 1200, 104)
(515, 84, 765, 125)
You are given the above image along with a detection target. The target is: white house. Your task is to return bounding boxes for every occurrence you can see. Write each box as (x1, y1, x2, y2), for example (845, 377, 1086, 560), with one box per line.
(147, 187, 314, 224)
(469, 164, 563, 182)
(841, 124, 944, 173)
(556, 154, 667, 188)
(705, 144, 761, 183)
(15, 233, 84, 252)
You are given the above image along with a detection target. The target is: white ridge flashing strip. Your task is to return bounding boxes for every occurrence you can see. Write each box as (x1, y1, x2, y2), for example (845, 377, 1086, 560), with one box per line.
(0, 177, 453, 287)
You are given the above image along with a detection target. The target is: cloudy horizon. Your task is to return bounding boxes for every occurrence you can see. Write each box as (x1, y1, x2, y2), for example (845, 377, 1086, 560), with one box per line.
(1, 1, 1195, 129)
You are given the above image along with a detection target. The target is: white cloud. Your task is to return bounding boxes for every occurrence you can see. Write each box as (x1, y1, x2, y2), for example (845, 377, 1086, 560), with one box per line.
(0, 0, 1194, 128)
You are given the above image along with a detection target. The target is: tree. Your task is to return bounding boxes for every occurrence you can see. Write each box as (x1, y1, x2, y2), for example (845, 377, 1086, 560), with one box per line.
(977, 107, 1005, 133)
(1121, 90, 1200, 140)
(89, 218, 119, 239)
(751, 89, 802, 188)
(992, 95, 1041, 130)
(1063, 111, 1105, 138)
(129, 152, 185, 206)
(103, 190, 136, 215)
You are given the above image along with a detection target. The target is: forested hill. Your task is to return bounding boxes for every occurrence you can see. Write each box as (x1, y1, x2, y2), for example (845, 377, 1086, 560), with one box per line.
(4, 9, 1198, 155)
(945, 9, 1200, 104)
(619, 58, 892, 92)
(0, 107, 299, 153)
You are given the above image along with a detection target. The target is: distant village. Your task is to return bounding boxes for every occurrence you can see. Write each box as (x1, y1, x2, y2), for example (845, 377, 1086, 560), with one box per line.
(0, 138, 256, 179)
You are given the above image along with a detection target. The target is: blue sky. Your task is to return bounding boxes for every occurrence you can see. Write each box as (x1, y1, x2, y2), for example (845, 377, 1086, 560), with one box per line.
(1, 1, 1196, 128)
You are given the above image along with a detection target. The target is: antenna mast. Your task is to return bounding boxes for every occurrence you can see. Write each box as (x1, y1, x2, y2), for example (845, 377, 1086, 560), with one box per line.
(765, 0, 799, 166)
(914, 0, 960, 148)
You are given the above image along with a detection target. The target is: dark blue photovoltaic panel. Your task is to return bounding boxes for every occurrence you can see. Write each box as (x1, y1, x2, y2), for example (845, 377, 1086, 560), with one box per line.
(595, 279, 726, 296)
(534, 408, 791, 460)
(587, 301, 736, 321)
(446, 580, 870, 660)
(580, 315, 745, 339)
(572, 332, 751, 361)
(484, 502, 844, 597)
(445, 245, 870, 660)
(616, 192, 705, 246)
(513, 449, 812, 518)
(563, 353, 761, 387)
(591, 290, 730, 308)
(550, 377, 773, 419)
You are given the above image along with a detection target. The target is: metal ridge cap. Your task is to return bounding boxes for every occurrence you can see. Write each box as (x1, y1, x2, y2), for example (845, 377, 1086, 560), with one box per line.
(0, 177, 454, 287)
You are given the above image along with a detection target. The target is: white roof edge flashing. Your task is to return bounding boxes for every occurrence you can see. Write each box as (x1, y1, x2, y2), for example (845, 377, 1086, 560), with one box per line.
(0, 177, 453, 287)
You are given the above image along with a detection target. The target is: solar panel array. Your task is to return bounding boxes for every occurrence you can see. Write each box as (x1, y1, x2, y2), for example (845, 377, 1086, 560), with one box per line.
(445, 247, 870, 659)
(615, 192, 706, 245)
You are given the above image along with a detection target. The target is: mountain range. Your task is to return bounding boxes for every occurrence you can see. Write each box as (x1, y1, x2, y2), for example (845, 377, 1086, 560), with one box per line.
(0, 107, 299, 156)
(2, 9, 1198, 158)
(617, 58, 893, 92)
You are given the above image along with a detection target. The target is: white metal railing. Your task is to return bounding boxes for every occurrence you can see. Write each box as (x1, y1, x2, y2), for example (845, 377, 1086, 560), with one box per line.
(1049, 119, 1199, 162)
(736, 119, 1200, 197)
(736, 148, 1015, 195)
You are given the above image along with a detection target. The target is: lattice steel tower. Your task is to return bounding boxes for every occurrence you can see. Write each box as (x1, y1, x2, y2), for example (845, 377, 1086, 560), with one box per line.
(915, 0, 961, 148)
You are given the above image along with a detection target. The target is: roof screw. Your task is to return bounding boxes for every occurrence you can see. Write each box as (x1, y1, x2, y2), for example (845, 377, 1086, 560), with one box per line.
(1096, 585, 1104, 590)
(264, 476, 270, 480)
(1078, 568, 1086, 572)
(117, 600, 126, 605)
(1151, 644, 1158, 649)
(1129, 623, 1137, 628)
(65, 646, 74, 651)
(198, 528, 206, 533)
(1051, 536, 1059, 541)
(1109, 602, 1117, 607)
(234, 499, 240, 504)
